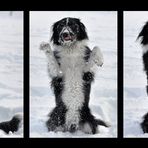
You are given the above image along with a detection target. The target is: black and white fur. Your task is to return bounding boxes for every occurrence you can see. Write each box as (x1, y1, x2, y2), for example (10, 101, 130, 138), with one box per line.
(138, 21, 148, 133)
(0, 113, 22, 134)
(40, 17, 109, 134)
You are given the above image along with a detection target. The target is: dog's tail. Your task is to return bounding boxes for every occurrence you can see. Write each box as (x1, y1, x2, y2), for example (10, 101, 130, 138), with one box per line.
(0, 113, 23, 134)
(96, 119, 110, 127)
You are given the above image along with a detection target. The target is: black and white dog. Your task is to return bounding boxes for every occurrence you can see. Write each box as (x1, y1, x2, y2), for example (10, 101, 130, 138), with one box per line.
(138, 21, 148, 133)
(0, 113, 22, 134)
(40, 17, 109, 134)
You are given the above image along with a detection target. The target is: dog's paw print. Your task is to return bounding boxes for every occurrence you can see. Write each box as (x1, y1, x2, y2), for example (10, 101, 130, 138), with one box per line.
(92, 46, 104, 67)
(40, 42, 52, 53)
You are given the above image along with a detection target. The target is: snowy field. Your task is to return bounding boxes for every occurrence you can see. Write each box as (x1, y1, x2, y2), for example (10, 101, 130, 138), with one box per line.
(124, 11, 148, 137)
(0, 11, 23, 137)
(30, 11, 117, 138)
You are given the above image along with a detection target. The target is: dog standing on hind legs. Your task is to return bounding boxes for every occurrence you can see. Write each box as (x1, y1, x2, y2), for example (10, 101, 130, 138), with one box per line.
(40, 17, 109, 134)
(138, 21, 148, 133)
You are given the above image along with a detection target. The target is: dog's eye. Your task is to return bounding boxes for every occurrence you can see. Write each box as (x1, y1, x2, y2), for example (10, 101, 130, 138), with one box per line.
(70, 24, 79, 31)
(58, 23, 64, 30)
(60, 24, 64, 27)
(71, 24, 76, 28)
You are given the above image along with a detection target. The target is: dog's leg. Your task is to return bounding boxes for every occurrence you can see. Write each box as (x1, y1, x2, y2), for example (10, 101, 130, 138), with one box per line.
(79, 106, 97, 134)
(85, 46, 104, 72)
(79, 106, 110, 134)
(80, 119, 110, 134)
(46, 105, 66, 132)
(91, 46, 104, 67)
(40, 42, 62, 78)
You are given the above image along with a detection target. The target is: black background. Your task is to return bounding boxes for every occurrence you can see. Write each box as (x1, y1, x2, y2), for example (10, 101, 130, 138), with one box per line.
(0, 0, 148, 146)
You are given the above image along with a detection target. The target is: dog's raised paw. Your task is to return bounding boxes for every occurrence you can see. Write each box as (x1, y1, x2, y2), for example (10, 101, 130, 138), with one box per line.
(92, 46, 104, 67)
(40, 42, 52, 53)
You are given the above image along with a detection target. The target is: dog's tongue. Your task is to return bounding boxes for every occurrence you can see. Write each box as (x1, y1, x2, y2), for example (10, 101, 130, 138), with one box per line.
(64, 36, 71, 41)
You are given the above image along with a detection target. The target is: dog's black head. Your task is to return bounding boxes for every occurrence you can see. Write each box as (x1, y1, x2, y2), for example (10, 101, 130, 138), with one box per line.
(51, 17, 88, 46)
(138, 21, 148, 45)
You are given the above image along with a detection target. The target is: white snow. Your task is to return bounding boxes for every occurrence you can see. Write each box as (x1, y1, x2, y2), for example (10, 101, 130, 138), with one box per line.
(0, 11, 23, 137)
(30, 11, 117, 138)
(124, 11, 148, 137)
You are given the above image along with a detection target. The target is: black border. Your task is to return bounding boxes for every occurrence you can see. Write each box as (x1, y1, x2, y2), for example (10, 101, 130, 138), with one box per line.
(24, 10, 29, 139)
(118, 10, 123, 139)
(0, 8, 148, 144)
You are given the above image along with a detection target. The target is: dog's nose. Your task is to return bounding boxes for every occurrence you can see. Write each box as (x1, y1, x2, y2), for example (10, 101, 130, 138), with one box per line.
(62, 32, 69, 38)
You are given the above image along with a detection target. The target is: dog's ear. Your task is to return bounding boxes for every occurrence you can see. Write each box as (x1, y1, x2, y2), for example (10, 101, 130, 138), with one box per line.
(50, 21, 60, 45)
(77, 19, 88, 41)
(137, 21, 148, 45)
(143, 112, 148, 120)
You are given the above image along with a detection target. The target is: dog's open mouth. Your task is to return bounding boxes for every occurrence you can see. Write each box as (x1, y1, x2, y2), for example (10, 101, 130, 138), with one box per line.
(64, 36, 76, 42)
(64, 35, 72, 41)
(62, 32, 75, 42)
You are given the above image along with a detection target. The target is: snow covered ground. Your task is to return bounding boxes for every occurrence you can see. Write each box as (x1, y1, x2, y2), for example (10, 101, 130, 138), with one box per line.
(124, 11, 148, 137)
(30, 11, 117, 137)
(0, 11, 23, 137)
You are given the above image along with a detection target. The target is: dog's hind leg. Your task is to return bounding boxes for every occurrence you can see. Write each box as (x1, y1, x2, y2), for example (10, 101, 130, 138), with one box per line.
(79, 106, 110, 134)
(79, 115, 98, 134)
(80, 116, 110, 134)
(46, 105, 67, 132)
(40, 42, 62, 78)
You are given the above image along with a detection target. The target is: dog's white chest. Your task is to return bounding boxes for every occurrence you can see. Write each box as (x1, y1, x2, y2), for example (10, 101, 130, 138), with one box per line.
(61, 54, 85, 107)
(60, 53, 85, 126)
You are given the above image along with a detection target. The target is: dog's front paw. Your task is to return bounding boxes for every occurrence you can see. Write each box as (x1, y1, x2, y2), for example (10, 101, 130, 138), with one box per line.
(65, 122, 79, 133)
(40, 41, 52, 53)
(92, 46, 104, 67)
